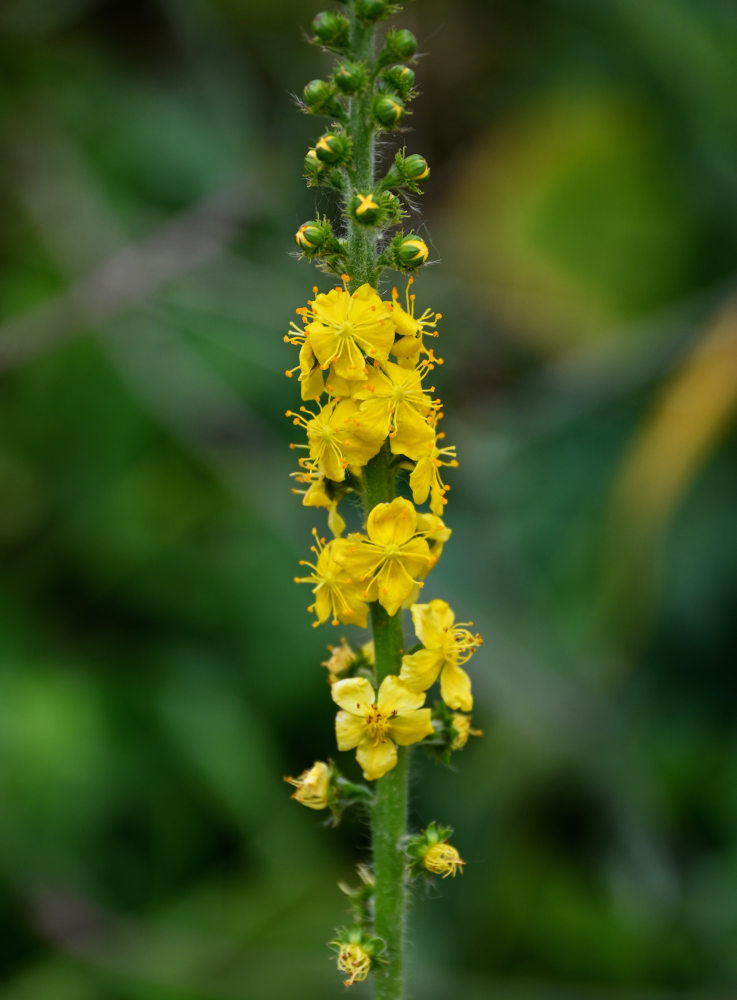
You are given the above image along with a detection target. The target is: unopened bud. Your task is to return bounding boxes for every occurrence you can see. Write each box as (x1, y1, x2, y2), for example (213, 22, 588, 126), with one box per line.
(356, 0, 391, 21)
(384, 27, 417, 61)
(390, 234, 429, 270)
(315, 132, 352, 166)
(295, 219, 332, 254)
(302, 78, 344, 118)
(381, 64, 415, 98)
(348, 192, 382, 226)
(311, 11, 350, 50)
(403, 153, 430, 182)
(372, 93, 405, 128)
(334, 61, 367, 95)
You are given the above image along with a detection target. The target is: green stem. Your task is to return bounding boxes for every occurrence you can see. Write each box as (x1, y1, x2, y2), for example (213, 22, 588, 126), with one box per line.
(346, 14, 376, 290)
(346, 11, 408, 998)
(363, 450, 408, 1000)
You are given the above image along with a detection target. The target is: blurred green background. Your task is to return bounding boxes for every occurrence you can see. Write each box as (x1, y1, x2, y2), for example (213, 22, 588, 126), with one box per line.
(2, 0, 737, 998)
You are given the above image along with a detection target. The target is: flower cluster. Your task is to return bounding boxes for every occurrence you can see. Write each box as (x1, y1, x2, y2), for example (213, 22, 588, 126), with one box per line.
(283, 1, 483, 989)
(287, 278, 482, 780)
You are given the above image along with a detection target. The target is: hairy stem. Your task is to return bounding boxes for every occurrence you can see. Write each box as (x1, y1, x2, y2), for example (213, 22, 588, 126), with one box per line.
(363, 452, 408, 1000)
(346, 13, 376, 291)
(346, 11, 409, 998)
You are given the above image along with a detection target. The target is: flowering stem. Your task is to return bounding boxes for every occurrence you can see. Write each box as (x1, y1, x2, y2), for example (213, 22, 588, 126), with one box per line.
(364, 450, 408, 1000)
(347, 13, 376, 290)
(348, 2, 409, 986)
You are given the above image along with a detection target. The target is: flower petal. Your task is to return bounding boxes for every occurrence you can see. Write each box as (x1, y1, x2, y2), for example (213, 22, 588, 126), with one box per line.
(399, 647, 444, 692)
(335, 709, 367, 751)
(388, 707, 433, 746)
(331, 676, 375, 714)
(397, 536, 432, 581)
(411, 599, 454, 648)
(356, 736, 397, 781)
(376, 557, 416, 616)
(377, 674, 425, 714)
(440, 661, 473, 712)
(366, 497, 417, 547)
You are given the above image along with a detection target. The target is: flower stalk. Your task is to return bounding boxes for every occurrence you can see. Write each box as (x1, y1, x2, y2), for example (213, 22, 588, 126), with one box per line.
(284, 3, 483, 997)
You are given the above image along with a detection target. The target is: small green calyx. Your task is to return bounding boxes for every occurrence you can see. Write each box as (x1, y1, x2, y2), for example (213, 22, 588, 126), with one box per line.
(383, 27, 418, 62)
(372, 93, 405, 129)
(311, 11, 350, 52)
(334, 61, 367, 95)
(316, 132, 352, 166)
(389, 233, 429, 271)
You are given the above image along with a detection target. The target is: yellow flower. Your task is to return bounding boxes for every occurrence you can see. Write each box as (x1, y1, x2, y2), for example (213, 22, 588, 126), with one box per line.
(302, 280, 395, 381)
(295, 532, 369, 628)
(353, 359, 436, 461)
(388, 279, 442, 369)
(399, 599, 482, 711)
(332, 674, 433, 780)
(341, 498, 432, 616)
(286, 399, 354, 483)
(409, 436, 458, 515)
(423, 841, 465, 878)
(450, 713, 483, 750)
(284, 760, 330, 809)
(336, 942, 371, 986)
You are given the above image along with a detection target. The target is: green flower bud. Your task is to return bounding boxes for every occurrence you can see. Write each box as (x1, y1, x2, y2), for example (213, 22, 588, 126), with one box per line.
(315, 132, 352, 166)
(384, 27, 417, 61)
(295, 219, 332, 254)
(334, 61, 367, 95)
(312, 11, 350, 51)
(348, 192, 383, 226)
(356, 0, 392, 21)
(302, 79, 344, 118)
(403, 153, 430, 182)
(381, 64, 415, 98)
(390, 233, 429, 270)
(372, 93, 405, 129)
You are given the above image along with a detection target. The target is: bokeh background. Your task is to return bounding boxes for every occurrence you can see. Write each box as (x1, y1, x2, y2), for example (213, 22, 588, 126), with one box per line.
(2, 0, 737, 998)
